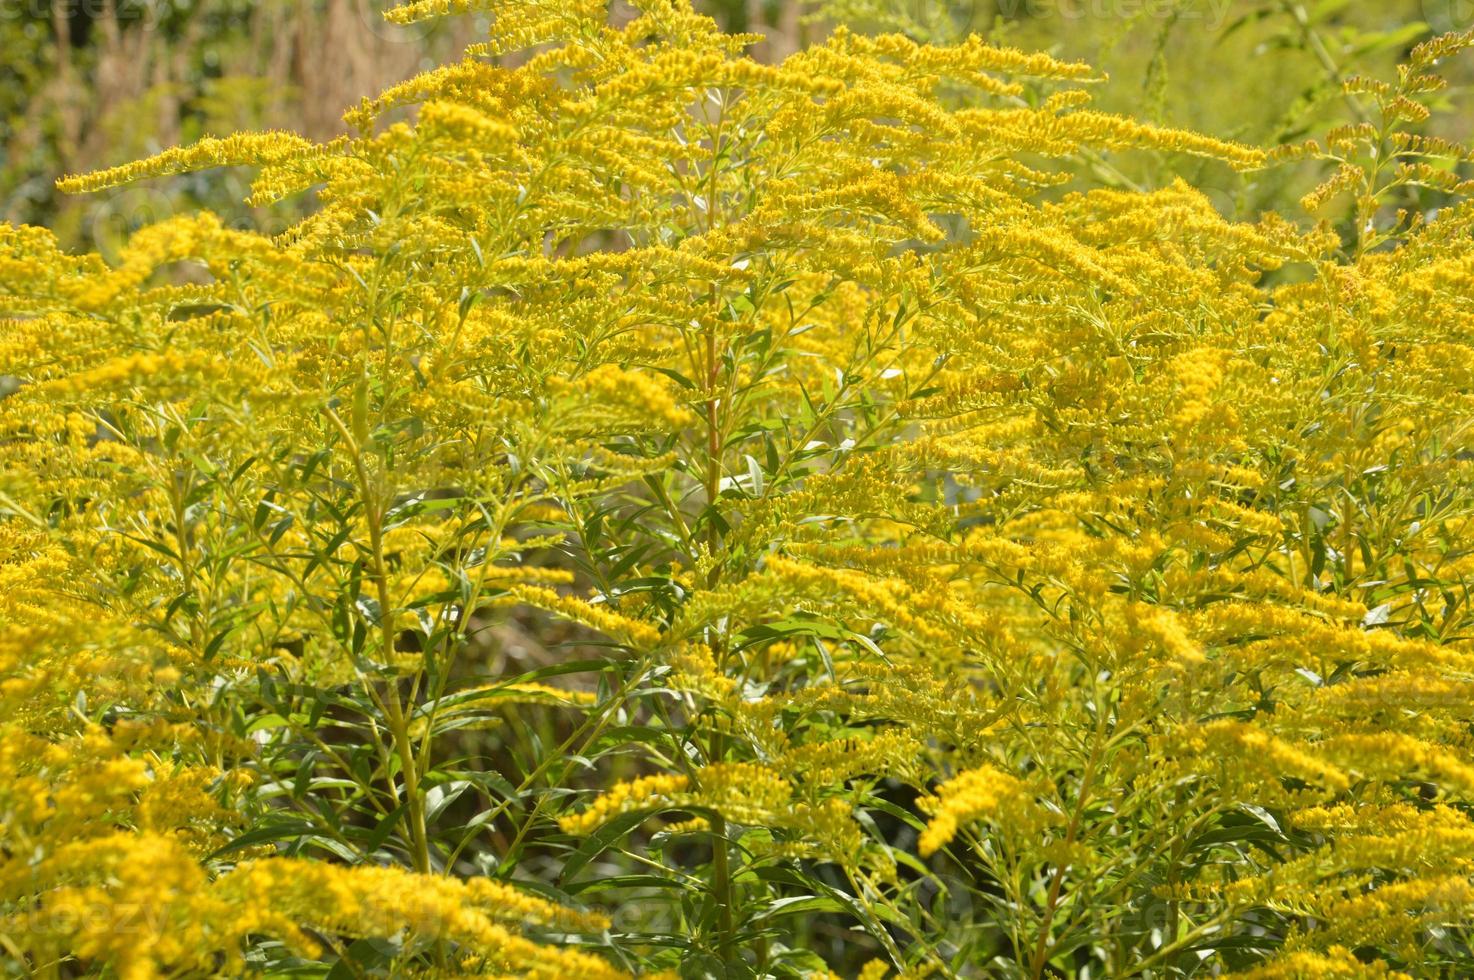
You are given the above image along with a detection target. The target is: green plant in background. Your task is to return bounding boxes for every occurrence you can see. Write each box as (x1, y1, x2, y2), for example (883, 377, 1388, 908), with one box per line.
(0, 0, 472, 251)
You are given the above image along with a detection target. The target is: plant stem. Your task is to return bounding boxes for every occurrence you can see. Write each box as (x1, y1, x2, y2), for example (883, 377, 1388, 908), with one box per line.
(1029, 721, 1106, 980)
(707, 730, 736, 964)
(325, 408, 433, 877)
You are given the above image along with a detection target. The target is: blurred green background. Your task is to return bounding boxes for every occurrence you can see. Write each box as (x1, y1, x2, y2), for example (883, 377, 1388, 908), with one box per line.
(4, 0, 1470, 256)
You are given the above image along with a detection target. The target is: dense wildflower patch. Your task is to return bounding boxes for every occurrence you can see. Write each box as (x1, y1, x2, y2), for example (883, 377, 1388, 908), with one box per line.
(5, 2, 1474, 976)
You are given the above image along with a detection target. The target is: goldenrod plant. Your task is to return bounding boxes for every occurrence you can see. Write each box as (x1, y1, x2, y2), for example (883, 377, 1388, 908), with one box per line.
(4, 1, 1474, 977)
(810, 0, 1474, 224)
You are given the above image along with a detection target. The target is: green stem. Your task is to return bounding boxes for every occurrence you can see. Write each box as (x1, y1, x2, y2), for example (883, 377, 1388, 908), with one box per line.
(325, 408, 433, 877)
(707, 731, 736, 964)
(1029, 717, 1107, 980)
